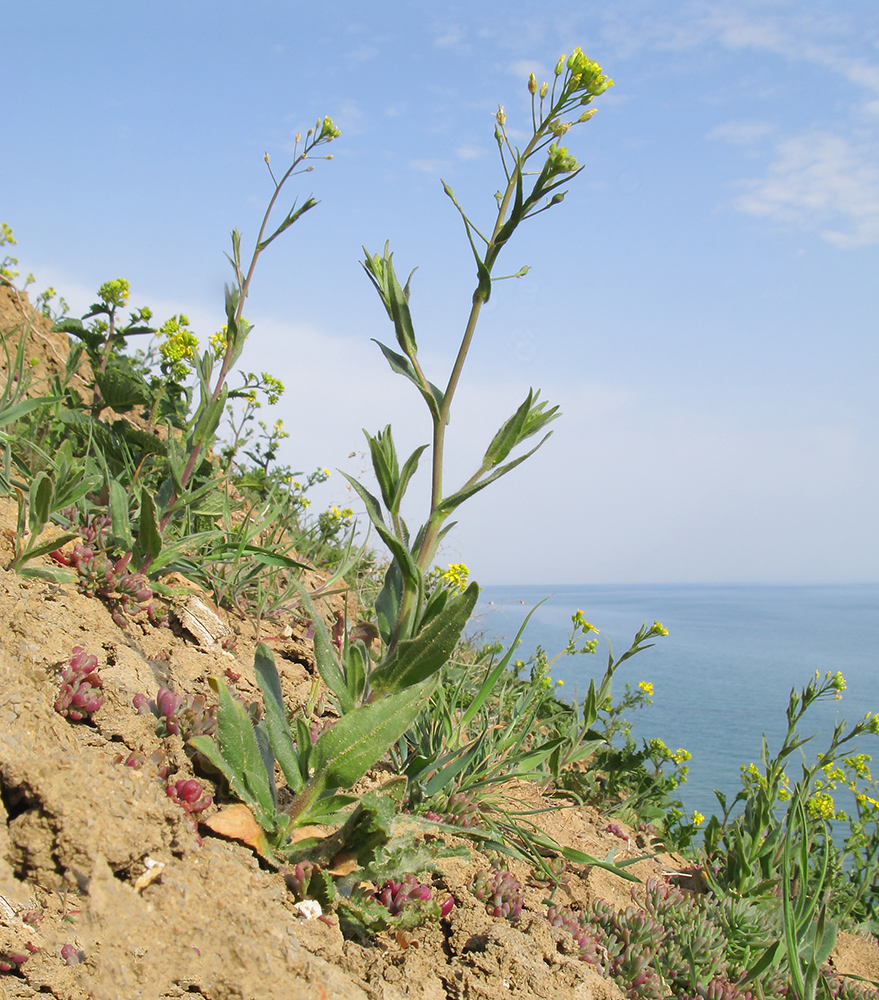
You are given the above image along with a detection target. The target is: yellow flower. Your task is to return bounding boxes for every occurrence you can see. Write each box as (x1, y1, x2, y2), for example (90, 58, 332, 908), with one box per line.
(692, 811, 705, 826)
(440, 563, 470, 593)
(807, 792, 836, 821)
(572, 609, 598, 633)
(638, 681, 654, 697)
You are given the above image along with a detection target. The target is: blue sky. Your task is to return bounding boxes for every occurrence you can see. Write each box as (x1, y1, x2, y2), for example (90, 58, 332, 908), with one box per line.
(5, 1, 879, 584)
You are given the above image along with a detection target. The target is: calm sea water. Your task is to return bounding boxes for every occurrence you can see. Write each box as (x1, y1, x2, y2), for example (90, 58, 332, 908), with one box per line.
(470, 584, 879, 822)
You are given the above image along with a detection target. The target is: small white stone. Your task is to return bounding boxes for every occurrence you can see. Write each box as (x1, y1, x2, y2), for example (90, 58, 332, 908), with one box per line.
(293, 899, 322, 920)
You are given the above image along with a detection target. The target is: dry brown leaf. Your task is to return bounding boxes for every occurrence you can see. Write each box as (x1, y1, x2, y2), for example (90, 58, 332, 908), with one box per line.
(326, 851, 359, 876)
(202, 804, 270, 857)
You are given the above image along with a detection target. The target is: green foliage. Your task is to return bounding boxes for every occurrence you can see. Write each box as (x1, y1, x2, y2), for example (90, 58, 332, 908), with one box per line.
(190, 643, 437, 855)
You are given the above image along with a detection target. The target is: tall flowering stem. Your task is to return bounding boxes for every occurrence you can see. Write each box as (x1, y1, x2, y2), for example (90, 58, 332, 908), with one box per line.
(151, 117, 341, 545)
(357, 50, 612, 654)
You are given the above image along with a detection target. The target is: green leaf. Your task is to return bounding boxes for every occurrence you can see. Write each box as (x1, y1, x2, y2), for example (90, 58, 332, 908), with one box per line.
(482, 389, 560, 468)
(459, 597, 549, 729)
(108, 479, 132, 550)
(137, 489, 163, 562)
(307, 677, 436, 793)
(369, 582, 479, 694)
(371, 341, 445, 421)
(253, 643, 303, 794)
(257, 196, 319, 250)
(208, 676, 278, 831)
(394, 443, 428, 514)
(435, 433, 553, 517)
(375, 562, 402, 647)
(364, 426, 399, 513)
(29, 471, 52, 535)
(113, 421, 167, 456)
(95, 364, 149, 412)
(286, 585, 353, 714)
(0, 396, 58, 430)
(561, 846, 642, 882)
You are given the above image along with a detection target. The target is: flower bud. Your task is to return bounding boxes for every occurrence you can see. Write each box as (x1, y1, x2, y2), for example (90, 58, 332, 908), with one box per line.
(555, 55, 566, 76)
(528, 72, 538, 94)
(496, 105, 506, 126)
(539, 81, 548, 98)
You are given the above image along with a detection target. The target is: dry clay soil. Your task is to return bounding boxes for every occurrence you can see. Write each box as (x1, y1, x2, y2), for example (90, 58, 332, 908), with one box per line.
(1, 286, 878, 1000)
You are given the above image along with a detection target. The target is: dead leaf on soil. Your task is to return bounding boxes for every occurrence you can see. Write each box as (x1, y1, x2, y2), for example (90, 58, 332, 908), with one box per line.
(327, 851, 359, 876)
(203, 804, 272, 857)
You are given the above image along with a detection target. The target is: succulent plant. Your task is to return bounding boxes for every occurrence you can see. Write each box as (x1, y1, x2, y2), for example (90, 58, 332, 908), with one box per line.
(166, 778, 212, 817)
(60, 943, 84, 966)
(282, 861, 318, 901)
(134, 686, 217, 740)
(54, 646, 104, 720)
(469, 868, 524, 922)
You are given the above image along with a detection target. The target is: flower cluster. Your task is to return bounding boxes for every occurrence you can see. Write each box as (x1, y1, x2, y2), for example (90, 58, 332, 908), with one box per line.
(98, 277, 130, 307)
(317, 504, 354, 544)
(440, 563, 470, 593)
(469, 868, 523, 922)
(54, 646, 104, 721)
(158, 314, 199, 380)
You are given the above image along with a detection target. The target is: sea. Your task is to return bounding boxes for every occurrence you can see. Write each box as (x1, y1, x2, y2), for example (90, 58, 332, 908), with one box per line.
(470, 584, 879, 824)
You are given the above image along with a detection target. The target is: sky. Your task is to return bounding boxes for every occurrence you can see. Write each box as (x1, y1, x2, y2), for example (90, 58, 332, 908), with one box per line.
(4, 0, 879, 585)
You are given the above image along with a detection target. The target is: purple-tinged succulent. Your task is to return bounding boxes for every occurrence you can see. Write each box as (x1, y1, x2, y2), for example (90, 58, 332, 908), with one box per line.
(114, 748, 168, 778)
(54, 646, 104, 720)
(0, 951, 31, 972)
(134, 686, 216, 740)
(60, 943, 84, 966)
(167, 778, 212, 844)
(606, 822, 629, 842)
(469, 869, 523, 922)
(376, 874, 432, 915)
(371, 874, 454, 923)
(51, 524, 160, 626)
(166, 778, 212, 816)
(282, 861, 317, 901)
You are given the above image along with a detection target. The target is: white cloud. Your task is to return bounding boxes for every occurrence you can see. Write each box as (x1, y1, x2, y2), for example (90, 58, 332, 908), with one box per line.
(735, 130, 879, 248)
(408, 159, 450, 175)
(455, 145, 486, 161)
(708, 121, 773, 145)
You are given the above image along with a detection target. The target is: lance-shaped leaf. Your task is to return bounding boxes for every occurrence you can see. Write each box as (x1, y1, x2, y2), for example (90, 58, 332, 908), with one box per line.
(364, 426, 399, 512)
(257, 196, 318, 250)
(108, 479, 132, 551)
(342, 471, 420, 591)
(136, 488, 162, 563)
(369, 582, 479, 694)
(361, 246, 418, 359)
(286, 584, 353, 714)
(483, 389, 560, 468)
(253, 643, 303, 793)
(371, 340, 445, 422)
(293, 677, 437, 815)
(193, 677, 279, 833)
(434, 433, 553, 518)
